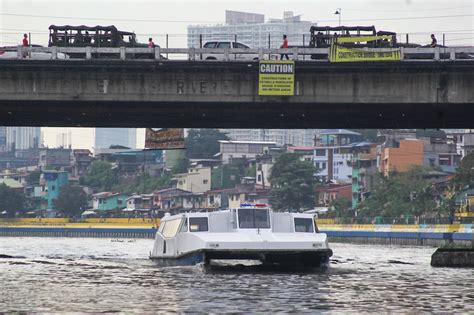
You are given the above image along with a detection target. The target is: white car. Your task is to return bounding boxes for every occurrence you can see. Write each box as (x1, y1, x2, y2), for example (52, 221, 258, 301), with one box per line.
(201, 41, 259, 61)
(0, 45, 68, 60)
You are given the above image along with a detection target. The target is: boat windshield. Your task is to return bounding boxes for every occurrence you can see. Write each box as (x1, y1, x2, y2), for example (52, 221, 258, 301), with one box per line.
(238, 208, 270, 229)
(294, 218, 314, 233)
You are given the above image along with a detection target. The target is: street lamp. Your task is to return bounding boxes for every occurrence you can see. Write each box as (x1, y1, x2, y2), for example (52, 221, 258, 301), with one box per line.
(334, 8, 342, 27)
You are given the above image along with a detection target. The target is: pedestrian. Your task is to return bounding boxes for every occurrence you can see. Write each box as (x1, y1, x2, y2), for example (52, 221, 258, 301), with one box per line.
(148, 37, 155, 48)
(22, 33, 29, 46)
(430, 34, 437, 47)
(280, 34, 289, 60)
(21, 33, 29, 58)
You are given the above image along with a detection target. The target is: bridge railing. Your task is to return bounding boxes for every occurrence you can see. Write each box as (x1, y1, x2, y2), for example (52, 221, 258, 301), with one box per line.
(4, 45, 474, 61)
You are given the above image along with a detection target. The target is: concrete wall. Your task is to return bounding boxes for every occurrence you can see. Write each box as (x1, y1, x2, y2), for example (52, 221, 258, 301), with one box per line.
(1, 61, 474, 128)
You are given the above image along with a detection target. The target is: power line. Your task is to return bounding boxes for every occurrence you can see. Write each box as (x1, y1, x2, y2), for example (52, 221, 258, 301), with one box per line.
(0, 12, 223, 23)
(344, 5, 473, 13)
(316, 14, 474, 23)
(0, 12, 473, 24)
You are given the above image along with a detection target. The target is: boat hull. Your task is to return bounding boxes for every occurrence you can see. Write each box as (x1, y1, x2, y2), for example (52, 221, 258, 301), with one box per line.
(150, 248, 333, 269)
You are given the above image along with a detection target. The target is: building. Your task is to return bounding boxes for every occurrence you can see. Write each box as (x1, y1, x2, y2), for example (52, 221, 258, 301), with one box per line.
(313, 130, 363, 182)
(94, 128, 137, 151)
(5, 127, 40, 151)
(420, 136, 460, 173)
(226, 178, 271, 209)
(188, 11, 313, 49)
(222, 129, 318, 147)
(0, 177, 24, 193)
(92, 192, 127, 212)
(217, 140, 277, 164)
(315, 183, 352, 207)
(445, 129, 474, 158)
(380, 139, 424, 177)
(38, 148, 72, 170)
(350, 144, 379, 209)
(41, 170, 68, 209)
(172, 165, 211, 193)
(72, 149, 93, 177)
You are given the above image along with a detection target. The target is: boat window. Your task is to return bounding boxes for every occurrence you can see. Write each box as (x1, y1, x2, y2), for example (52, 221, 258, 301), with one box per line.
(158, 221, 166, 233)
(179, 218, 188, 233)
(189, 217, 208, 232)
(161, 218, 182, 238)
(294, 218, 314, 233)
(238, 208, 270, 229)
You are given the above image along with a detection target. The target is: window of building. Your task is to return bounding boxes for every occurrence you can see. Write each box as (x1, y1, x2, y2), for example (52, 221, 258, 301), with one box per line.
(117, 199, 122, 205)
(322, 162, 326, 169)
(51, 185, 56, 191)
(315, 149, 326, 156)
(429, 158, 436, 166)
(189, 217, 209, 232)
(203, 179, 209, 185)
(294, 218, 314, 233)
(257, 174, 262, 182)
(209, 195, 215, 203)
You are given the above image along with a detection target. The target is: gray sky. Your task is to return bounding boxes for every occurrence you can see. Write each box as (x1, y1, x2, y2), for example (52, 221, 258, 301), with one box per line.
(1, 0, 473, 149)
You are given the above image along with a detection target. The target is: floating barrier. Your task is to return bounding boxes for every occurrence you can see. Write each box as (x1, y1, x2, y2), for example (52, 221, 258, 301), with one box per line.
(0, 227, 156, 238)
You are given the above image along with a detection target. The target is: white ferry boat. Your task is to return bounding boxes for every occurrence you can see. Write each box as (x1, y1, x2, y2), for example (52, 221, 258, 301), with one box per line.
(150, 204, 332, 269)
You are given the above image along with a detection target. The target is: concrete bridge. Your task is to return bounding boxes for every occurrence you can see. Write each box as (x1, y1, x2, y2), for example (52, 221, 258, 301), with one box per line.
(1, 56, 473, 128)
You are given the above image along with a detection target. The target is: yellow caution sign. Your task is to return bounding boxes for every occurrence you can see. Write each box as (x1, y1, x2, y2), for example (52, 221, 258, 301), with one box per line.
(258, 60, 295, 96)
(336, 35, 394, 43)
(329, 45, 401, 62)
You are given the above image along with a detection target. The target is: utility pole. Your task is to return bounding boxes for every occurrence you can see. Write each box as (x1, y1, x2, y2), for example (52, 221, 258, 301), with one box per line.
(335, 8, 342, 27)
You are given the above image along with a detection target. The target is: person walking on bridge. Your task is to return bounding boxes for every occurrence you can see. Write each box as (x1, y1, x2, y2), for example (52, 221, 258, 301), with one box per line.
(280, 34, 289, 60)
(148, 37, 155, 48)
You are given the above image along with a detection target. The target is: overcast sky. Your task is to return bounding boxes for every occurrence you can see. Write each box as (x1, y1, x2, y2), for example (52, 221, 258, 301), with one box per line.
(1, 0, 473, 149)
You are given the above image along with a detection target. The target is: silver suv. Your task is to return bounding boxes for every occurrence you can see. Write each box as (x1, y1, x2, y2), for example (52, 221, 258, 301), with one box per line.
(201, 41, 259, 61)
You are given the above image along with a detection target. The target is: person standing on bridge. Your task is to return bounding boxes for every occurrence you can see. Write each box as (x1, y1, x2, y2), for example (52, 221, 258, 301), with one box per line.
(280, 34, 289, 60)
(148, 37, 155, 48)
(22, 34, 29, 58)
(430, 34, 438, 47)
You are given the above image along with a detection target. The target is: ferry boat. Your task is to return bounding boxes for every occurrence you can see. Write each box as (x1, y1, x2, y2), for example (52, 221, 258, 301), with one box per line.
(150, 204, 332, 269)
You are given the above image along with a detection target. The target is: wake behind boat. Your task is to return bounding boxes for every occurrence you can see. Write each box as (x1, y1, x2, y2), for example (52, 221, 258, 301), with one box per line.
(150, 204, 332, 269)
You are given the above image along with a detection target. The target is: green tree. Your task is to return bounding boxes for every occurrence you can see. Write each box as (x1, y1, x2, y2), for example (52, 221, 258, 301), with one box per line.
(329, 197, 352, 217)
(0, 183, 25, 217)
(455, 153, 474, 189)
(172, 157, 190, 174)
(55, 185, 88, 217)
(185, 129, 229, 159)
(116, 172, 172, 195)
(26, 170, 42, 185)
(84, 161, 117, 191)
(269, 153, 317, 212)
(362, 167, 437, 218)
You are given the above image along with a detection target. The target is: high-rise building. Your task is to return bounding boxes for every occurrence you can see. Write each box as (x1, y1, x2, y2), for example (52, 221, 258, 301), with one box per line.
(94, 128, 137, 151)
(188, 11, 314, 49)
(5, 127, 41, 151)
(221, 129, 318, 147)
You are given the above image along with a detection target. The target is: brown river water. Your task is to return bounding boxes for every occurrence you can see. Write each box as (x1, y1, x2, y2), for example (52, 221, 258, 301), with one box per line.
(0, 237, 473, 313)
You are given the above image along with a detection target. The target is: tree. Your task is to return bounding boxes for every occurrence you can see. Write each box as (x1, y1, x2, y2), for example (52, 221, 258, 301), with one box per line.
(55, 185, 88, 217)
(26, 170, 41, 185)
(269, 153, 318, 212)
(83, 161, 117, 191)
(416, 129, 446, 139)
(455, 152, 474, 189)
(185, 129, 229, 159)
(116, 172, 172, 195)
(329, 197, 352, 217)
(362, 166, 437, 218)
(0, 184, 25, 217)
(172, 157, 190, 174)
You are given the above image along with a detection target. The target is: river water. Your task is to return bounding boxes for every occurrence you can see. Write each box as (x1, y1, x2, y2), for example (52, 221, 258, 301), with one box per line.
(0, 237, 473, 313)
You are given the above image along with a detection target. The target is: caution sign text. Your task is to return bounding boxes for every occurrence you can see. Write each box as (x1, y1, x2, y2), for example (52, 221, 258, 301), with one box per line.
(258, 60, 295, 96)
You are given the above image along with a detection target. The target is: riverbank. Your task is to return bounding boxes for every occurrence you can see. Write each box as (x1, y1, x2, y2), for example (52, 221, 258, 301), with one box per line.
(0, 221, 472, 247)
